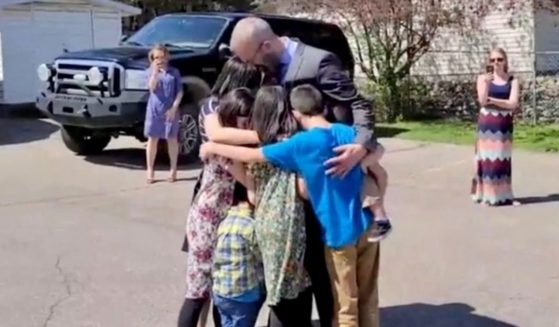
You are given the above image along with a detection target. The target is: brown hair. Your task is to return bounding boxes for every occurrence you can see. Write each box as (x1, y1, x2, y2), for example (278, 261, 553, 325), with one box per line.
(211, 57, 263, 98)
(290, 84, 323, 116)
(218, 87, 255, 128)
(148, 44, 169, 62)
(251, 86, 299, 145)
(490, 47, 509, 73)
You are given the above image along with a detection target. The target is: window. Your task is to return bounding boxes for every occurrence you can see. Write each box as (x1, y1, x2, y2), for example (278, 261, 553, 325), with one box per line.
(126, 16, 227, 49)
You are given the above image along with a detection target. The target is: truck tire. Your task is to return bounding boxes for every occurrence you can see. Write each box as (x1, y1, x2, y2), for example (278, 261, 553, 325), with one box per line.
(61, 126, 111, 155)
(177, 104, 201, 162)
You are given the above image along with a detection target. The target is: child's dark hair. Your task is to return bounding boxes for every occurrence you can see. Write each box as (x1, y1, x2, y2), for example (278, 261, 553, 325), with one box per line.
(211, 57, 263, 98)
(251, 86, 299, 145)
(231, 182, 249, 206)
(218, 88, 254, 128)
(290, 84, 323, 116)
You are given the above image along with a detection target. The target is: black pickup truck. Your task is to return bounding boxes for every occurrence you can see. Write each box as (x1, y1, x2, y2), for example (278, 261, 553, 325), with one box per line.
(35, 12, 354, 161)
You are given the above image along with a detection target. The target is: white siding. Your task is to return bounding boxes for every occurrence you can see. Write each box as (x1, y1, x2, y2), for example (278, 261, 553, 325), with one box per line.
(0, 29, 4, 102)
(412, 7, 535, 77)
(93, 10, 122, 47)
(0, 30, 3, 81)
(0, 2, 124, 103)
(0, 6, 35, 103)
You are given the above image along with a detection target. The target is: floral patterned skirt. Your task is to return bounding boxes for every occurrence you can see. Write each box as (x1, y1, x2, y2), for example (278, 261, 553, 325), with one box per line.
(184, 161, 235, 299)
(251, 164, 311, 305)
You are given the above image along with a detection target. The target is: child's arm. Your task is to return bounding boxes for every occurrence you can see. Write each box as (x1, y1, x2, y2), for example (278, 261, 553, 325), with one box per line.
(202, 135, 300, 173)
(148, 68, 159, 92)
(201, 142, 266, 163)
(204, 113, 260, 145)
(170, 70, 184, 111)
(166, 70, 184, 121)
(296, 176, 309, 200)
(225, 161, 257, 205)
(226, 161, 251, 188)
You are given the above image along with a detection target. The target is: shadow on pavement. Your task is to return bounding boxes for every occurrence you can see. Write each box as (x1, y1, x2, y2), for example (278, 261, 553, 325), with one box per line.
(380, 303, 518, 327)
(83, 148, 202, 171)
(376, 126, 410, 138)
(0, 118, 59, 146)
(516, 193, 559, 205)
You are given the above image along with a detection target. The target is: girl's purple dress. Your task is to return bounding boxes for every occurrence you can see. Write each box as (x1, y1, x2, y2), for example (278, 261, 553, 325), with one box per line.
(144, 67, 182, 139)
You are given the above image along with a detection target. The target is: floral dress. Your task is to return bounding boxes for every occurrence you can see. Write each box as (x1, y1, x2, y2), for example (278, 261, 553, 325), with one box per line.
(250, 163, 311, 305)
(184, 97, 235, 299)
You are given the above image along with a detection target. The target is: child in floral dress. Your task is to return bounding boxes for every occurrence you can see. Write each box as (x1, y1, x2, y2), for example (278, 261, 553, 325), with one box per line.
(178, 61, 262, 327)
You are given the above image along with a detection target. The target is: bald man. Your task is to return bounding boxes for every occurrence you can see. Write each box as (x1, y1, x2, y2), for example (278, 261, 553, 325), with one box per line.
(230, 17, 381, 327)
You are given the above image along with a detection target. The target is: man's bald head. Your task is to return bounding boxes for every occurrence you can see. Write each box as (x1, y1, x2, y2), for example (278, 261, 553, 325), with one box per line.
(230, 17, 283, 69)
(231, 17, 276, 49)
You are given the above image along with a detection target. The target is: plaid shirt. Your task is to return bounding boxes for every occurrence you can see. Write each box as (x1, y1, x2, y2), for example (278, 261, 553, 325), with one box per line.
(212, 206, 264, 298)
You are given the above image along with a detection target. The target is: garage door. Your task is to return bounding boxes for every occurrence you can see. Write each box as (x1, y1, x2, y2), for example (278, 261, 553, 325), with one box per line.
(2, 8, 94, 103)
(32, 9, 94, 70)
(93, 11, 122, 48)
(1, 8, 35, 103)
(2, 5, 124, 103)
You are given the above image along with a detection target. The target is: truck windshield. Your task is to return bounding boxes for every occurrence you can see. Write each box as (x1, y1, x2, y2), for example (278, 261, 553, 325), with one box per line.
(125, 16, 227, 49)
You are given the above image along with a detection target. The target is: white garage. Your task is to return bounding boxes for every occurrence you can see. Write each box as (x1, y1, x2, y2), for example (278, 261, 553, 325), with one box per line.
(0, 0, 140, 104)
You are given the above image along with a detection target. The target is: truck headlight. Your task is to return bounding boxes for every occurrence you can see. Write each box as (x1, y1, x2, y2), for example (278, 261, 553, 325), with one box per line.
(88, 67, 104, 85)
(124, 69, 148, 90)
(37, 64, 54, 82)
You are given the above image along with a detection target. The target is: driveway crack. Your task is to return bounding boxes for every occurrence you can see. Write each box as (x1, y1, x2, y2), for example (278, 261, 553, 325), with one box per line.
(42, 256, 72, 327)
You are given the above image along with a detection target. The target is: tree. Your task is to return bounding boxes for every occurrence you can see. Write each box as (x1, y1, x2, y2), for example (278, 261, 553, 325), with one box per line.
(281, 0, 559, 122)
(281, 0, 495, 121)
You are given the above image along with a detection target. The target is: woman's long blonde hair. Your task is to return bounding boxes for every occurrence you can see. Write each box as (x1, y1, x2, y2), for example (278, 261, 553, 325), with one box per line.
(148, 44, 170, 62)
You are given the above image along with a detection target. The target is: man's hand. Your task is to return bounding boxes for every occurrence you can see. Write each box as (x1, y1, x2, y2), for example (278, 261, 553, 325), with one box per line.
(199, 142, 215, 160)
(324, 143, 367, 177)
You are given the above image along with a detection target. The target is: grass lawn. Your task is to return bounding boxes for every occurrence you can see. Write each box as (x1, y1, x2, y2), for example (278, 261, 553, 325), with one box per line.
(377, 120, 559, 152)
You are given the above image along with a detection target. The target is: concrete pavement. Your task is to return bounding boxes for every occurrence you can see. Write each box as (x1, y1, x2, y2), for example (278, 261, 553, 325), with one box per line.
(1, 118, 558, 327)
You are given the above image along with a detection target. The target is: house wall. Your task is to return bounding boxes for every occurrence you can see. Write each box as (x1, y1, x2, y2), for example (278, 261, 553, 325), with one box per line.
(533, 10, 559, 73)
(412, 5, 535, 77)
(0, 29, 4, 102)
(0, 2, 123, 104)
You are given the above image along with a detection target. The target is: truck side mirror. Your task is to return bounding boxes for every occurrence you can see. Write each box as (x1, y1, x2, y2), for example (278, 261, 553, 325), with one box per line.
(218, 43, 232, 60)
(120, 34, 130, 43)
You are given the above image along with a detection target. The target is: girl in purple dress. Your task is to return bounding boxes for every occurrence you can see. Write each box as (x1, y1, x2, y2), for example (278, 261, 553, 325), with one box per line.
(178, 57, 263, 327)
(144, 44, 183, 184)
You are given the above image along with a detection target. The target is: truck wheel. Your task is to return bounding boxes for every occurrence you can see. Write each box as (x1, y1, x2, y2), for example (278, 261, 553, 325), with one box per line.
(61, 126, 111, 155)
(178, 104, 201, 162)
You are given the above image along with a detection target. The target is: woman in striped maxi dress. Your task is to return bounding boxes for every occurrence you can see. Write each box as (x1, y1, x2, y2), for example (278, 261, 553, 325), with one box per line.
(472, 48, 521, 206)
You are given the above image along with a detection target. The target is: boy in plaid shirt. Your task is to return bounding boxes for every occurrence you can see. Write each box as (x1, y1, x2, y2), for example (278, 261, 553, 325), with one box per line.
(212, 183, 265, 327)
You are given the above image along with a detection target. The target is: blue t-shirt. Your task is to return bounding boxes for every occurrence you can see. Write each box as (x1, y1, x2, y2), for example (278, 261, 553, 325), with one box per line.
(262, 123, 372, 249)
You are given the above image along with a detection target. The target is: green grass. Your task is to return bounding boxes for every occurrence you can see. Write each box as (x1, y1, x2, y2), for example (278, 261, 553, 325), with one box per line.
(377, 120, 559, 152)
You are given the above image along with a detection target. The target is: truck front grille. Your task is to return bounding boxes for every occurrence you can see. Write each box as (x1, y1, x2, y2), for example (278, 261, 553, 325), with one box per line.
(54, 60, 123, 97)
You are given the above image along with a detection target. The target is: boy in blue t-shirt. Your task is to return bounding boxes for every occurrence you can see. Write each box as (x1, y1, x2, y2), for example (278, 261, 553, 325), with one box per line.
(200, 84, 381, 326)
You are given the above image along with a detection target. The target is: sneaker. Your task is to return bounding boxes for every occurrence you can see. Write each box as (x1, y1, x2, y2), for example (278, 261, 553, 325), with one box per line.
(367, 218, 393, 242)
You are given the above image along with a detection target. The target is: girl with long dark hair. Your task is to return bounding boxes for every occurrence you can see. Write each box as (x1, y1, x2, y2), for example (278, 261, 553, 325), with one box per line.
(178, 58, 262, 327)
(248, 86, 313, 326)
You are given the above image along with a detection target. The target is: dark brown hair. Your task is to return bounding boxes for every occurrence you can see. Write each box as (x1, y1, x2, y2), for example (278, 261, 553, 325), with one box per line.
(290, 84, 323, 116)
(251, 86, 299, 145)
(218, 88, 255, 128)
(211, 57, 263, 98)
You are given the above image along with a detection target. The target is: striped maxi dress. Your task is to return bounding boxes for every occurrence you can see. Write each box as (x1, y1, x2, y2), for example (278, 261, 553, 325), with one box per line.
(471, 79, 515, 206)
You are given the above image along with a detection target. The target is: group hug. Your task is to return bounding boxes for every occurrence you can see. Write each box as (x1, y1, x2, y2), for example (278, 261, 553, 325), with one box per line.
(142, 16, 391, 327)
